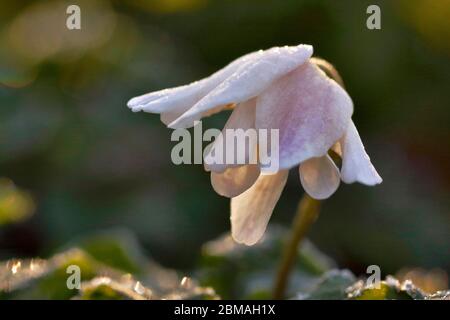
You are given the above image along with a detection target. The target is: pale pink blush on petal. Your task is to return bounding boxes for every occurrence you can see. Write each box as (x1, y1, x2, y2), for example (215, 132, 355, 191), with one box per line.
(256, 61, 353, 170)
(211, 165, 260, 198)
(129, 81, 208, 115)
(160, 103, 233, 125)
(231, 170, 289, 246)
(169, 45, 313, 128)
(127, 48, 263, 112)
(299, 155, 340, 200)
(160, 110, 186, 126)
(204, 99, 257, 173)
(340, 121, 382, 185)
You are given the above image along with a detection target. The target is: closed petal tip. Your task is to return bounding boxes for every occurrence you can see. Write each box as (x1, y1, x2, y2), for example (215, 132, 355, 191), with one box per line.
(127, 97, 143, 112)
(342, 164, 383, 186)
(130, 106, 143, 113)
(341, 121, 382, 186)
(232, 231, 260, 246)
(127, 90, 169, 110)
(127, 96, 143, 109)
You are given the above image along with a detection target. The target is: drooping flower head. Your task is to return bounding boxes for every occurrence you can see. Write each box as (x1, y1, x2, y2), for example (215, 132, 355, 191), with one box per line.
(128, 44, 382, 245)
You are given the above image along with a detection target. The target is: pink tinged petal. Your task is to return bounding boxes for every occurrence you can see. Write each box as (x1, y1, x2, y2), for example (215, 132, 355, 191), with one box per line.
(127, 49, 263, 114)
(299, 155, 340, 200)
(160, 110, 185, 126)
(340, 121, 382, 185)
(161, 103, 236, 126)
(256, 61, 354, 169)
(169, 45, 313, 128)
(204, 99, 257, 172)
(231, 170, 289, 245)
(211, 165, 260, 198)
(127, 81, 207, 114)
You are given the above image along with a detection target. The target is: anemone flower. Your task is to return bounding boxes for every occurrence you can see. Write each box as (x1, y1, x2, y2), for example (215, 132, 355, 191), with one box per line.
(128, 44, 382, 245)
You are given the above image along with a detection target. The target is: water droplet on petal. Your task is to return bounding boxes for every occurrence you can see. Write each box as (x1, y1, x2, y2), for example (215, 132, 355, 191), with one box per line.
(11, 261, 21, 274)
(180, 276, 191, 289)
(134, 281, 145, 295)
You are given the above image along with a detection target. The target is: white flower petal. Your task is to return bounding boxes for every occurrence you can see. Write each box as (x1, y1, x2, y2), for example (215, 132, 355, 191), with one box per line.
(299, 155, 340, 200)
(340, 121, 382, 185)
(231, 170, 288, 245)
(128, 81, 207, 114)
(169, 45, 313, 128)
(211, 165, 260, 198)
(204, 99, 257, 172)
(160, 110, 185, 126)
(256, 61, 353, 169)
(127, 49, 262, 114)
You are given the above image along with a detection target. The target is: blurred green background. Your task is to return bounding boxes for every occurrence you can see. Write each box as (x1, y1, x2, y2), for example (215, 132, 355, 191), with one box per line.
(0, 0, 449, 284)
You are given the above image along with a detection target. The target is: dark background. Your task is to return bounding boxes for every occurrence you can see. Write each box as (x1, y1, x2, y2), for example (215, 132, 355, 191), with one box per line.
(0, 0, 449, 280)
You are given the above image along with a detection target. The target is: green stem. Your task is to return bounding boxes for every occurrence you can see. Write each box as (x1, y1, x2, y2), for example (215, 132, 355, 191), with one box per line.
(272, 194, 321, 299)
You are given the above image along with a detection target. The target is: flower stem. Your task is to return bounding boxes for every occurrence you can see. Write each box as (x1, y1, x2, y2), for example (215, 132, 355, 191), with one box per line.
(272, 194, 321, 299)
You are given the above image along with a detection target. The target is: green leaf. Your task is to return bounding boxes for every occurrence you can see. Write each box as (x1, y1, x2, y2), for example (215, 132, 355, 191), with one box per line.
(76, 277, 150, 300)
(1, 230, 219, 300)
(64, 229, 148, 275)
(347, 276, 426, 300)
(196, 226, 336, 299)
(0, 249, 107, 299)
(294, 269, 356, 300)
